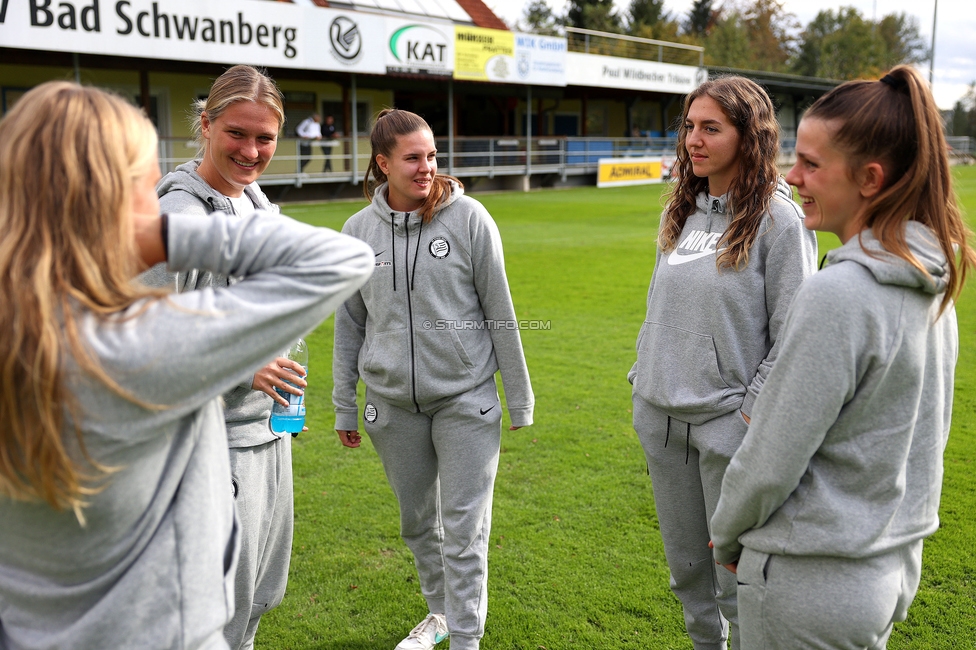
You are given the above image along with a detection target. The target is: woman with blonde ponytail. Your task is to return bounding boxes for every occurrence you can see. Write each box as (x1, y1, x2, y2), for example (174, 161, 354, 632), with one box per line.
(0, 81, 372, 649)
(333, 108, 534, 650)
(711, 65, 975, 647)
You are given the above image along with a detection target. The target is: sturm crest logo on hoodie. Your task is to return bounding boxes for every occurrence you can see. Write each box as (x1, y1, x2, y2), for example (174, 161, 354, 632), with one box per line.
(429, 237, 450, 259)
(364, 403, 377, 423)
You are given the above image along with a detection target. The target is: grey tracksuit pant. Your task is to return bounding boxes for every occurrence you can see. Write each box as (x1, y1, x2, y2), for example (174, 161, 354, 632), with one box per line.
(225, 435, 294, 650)
(364, 377, 502, 650)
(735, 542, 922, 649)
(633, 396, 746, 650)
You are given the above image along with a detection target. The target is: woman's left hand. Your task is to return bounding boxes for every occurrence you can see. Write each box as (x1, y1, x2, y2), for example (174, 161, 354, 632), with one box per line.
(252, 357, 307, 406)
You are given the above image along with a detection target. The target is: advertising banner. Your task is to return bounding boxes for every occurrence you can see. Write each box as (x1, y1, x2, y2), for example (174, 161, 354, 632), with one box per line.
(567, 52, 704, 94)
(453, 26, 513, 82)
(0, 0, 386, 73)
(597, 156, 664, 188)
(512, 32, 566, 86)
(385, 18, 453, 77)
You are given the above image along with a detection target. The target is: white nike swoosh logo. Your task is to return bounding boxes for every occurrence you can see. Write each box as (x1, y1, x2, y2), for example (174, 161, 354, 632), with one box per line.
(667, 249, 722, 265)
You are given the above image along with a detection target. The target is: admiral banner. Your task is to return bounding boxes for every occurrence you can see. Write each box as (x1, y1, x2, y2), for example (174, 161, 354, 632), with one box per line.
(567, 51, 704, 94)
(597, 157, 664, 188)
(0, 0, 386, 73)
(385, 18, 453, 77)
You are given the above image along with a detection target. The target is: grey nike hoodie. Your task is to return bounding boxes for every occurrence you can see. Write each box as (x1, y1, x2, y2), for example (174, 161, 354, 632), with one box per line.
(333, 181, 534, 430)
(139, 160, 282, 448)
(711, 222, 957, 565)
(0, 211, 373, 650)
(629, 178, 818, 423)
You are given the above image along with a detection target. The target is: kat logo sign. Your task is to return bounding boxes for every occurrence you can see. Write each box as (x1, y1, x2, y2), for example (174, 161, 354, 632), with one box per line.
(385, 18, 453, 77)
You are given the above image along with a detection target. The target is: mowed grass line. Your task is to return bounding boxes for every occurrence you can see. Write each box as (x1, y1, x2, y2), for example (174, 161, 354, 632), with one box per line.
(260, 169, 976, 649)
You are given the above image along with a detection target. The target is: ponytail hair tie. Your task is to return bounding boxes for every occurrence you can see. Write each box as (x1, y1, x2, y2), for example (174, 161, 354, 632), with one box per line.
(880, 73, 907, 92)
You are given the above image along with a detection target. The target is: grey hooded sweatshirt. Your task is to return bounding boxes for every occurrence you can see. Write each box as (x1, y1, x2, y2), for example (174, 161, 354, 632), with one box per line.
(0, 211, 373, 649)
(711, 222, 957, 565)
(629, 178, 818, 423)
(333, 181, 534, 431)
(140, 160, 281, 448)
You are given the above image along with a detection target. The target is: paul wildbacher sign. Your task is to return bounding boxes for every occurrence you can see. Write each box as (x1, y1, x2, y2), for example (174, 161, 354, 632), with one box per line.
(19, 0, 298, 58)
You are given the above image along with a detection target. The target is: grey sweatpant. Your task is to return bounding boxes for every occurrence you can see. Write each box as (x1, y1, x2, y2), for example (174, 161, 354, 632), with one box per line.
(633, 396, 746, 650)
(735, 543, 922, 649)
(224, 435, 294, 650)
(364, 377, 502, 650)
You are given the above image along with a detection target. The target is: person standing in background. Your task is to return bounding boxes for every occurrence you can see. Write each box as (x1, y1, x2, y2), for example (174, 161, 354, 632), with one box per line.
(140, 64, 304, 650)
(296, 112, 322, 172)
(628, 76, 818, 650)
(322, 114, 339, 172)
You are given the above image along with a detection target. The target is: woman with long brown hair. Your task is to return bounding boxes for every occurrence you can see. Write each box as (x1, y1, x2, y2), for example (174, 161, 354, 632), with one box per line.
(628, 76, 818, 650)
(0, 81, 372, 649)
(332, 108, 534, 650)
(711, 65, 974, 648)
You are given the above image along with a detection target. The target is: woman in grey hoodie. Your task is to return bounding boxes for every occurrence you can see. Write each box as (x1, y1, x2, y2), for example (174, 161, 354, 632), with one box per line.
(333, 109, 534, 650)
(0, 83, 372, 649)
(140, 65, 304, 650)
(710, 65, 975, 649)
(628, 76, 818, 650)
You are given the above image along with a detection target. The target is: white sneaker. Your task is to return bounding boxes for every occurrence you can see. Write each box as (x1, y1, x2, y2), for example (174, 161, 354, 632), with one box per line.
(394, 613, 449, 650)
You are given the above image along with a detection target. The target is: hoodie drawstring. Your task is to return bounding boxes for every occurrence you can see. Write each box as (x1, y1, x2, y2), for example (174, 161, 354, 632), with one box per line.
(390, 214, 397, 292)
(411, 217, 423, 291)
(664, 416, 691, 465)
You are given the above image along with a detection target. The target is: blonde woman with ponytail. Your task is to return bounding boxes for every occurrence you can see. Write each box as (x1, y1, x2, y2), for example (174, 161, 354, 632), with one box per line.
(332, 108, 534, 650)
(628, 75, 818, 650)
(0, 82, 372, 649)
(711, 65, 975, 648)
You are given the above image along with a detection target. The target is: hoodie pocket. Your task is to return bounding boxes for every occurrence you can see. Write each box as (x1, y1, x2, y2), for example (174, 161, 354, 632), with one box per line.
(633, 320, 732, 413)
(361, 329, 412, 396)
(413, 327, 482, 401)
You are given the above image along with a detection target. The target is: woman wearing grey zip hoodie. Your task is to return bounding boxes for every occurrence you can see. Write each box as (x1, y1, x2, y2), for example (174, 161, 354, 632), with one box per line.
(628, 76, 818, 650)
(710, 66, 975, 649)
(139, 66, 303, 650)
(0, 83, 372, 650)
(333, 109, 533, 650)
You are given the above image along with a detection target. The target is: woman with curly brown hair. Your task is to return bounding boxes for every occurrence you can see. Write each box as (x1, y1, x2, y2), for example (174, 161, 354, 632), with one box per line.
(627, 76, 817, 650)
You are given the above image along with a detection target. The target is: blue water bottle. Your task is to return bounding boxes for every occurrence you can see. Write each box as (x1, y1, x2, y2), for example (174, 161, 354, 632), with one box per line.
(270, 338, 308, 437)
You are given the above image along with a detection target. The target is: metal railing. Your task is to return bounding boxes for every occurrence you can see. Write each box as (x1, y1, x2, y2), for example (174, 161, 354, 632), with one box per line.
(158, 135, 975, 187)
(564, 26, 704, 67)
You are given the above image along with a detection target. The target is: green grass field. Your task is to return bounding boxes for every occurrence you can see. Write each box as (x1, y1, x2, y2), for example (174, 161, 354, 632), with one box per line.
(259, 167, 976, 649)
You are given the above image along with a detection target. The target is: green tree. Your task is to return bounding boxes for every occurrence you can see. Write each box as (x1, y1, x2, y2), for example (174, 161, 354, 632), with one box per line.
(518, 0, 562, 35)
(950, 82, 976, 138)
(792, 7, 926, 80)
(627, 0, 668, 33)
(703, 0, 795, 72)
(684, 0, 716, 37)
(877, 13, 927, 69)
(565, 0, 620, 32)
(703, 9, 751, 68)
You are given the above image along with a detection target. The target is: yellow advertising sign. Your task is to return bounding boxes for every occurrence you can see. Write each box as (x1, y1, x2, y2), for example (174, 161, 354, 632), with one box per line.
(597, 157, 664, 188)
(454, 26, 515, 82)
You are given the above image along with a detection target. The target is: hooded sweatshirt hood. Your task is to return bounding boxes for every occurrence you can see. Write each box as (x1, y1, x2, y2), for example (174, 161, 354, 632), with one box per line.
(827, 221, 949, 295)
